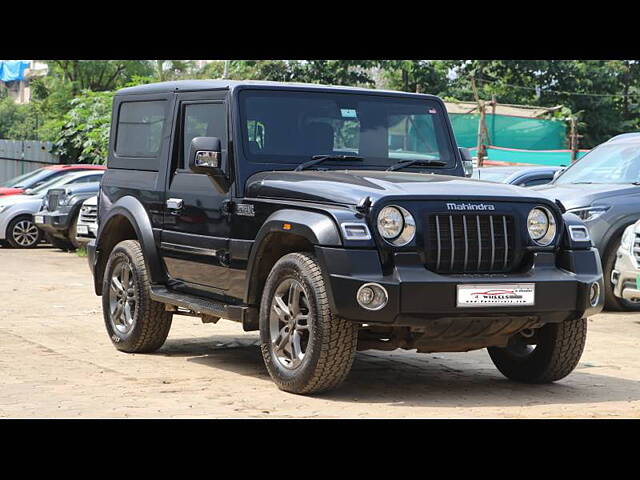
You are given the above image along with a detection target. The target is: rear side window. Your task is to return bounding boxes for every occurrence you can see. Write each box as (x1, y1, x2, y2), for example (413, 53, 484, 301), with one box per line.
(115, 101, 166, 157)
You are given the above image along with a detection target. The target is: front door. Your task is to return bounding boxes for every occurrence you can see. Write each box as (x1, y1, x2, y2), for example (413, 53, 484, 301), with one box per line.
(160, 91, 231, 295)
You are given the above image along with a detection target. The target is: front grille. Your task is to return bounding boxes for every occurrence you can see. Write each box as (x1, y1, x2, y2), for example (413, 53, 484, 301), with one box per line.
(47, 192, 61, 212)
(426, 213, 516, 273)
(80, 206, 97, 224)
(634, 233, 640, 263)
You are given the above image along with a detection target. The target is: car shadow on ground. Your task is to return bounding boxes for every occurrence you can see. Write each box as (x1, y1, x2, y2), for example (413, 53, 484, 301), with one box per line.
(161, 334, 640, 409)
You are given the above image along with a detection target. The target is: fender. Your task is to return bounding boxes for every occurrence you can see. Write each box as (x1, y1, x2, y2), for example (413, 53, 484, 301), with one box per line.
(243, 209, 342, 303)
(96, 195, 166, 291)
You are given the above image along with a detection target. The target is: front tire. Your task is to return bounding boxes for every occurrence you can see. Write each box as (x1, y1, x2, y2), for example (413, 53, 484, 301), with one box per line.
(487, 318, 587, 383)
(102, 239, 172, 353)
(259, 252, 358, 395)
(6, 215, 42, 248)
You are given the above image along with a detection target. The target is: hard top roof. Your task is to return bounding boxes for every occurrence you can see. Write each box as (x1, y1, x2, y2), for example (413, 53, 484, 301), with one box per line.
(606, 132, 640, 144)
(115, 79, 440, 100)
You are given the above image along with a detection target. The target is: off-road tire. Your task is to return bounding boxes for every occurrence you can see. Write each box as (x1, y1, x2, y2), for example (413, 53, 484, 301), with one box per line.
(6, 215, 42, 248)
(488, 318, 587, 383)
(603, 233, 640, 311)
(259, 252, 358, 395)
(67, 212, 82, 250)
(102, 239, 172, 353)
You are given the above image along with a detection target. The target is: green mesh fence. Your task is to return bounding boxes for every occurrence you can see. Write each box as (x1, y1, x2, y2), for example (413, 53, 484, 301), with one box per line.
(450, 113, 567, 150)
(468, 146, 588, 166)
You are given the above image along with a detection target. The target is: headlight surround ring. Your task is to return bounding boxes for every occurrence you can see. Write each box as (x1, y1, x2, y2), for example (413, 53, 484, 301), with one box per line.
(527, 206, 557, 246)
(377, 205, 416, 247)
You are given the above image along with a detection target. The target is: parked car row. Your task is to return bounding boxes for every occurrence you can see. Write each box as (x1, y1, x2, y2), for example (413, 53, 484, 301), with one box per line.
(0, 166, 103, 249)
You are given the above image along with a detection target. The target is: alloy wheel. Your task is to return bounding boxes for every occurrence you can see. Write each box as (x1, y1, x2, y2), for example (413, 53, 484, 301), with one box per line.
(109, 259, 138, 335)
(12, 220, 39, 247)
(269, 278, 311, 369)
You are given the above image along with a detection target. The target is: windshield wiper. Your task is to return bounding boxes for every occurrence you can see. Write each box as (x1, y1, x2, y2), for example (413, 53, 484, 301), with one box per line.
(386, 159, 447, 171)
(295, 154, 364, 172)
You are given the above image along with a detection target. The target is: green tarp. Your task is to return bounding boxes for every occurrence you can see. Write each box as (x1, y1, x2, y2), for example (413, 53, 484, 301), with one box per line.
(468, 146, 588, 166)
(450, 113, 567, 150)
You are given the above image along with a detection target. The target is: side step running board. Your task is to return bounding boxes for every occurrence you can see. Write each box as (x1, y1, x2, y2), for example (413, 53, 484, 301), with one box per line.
(150, 286, 249, 323)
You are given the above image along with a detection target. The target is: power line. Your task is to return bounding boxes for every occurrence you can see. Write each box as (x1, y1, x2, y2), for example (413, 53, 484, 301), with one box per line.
(474, 77, 640, 99)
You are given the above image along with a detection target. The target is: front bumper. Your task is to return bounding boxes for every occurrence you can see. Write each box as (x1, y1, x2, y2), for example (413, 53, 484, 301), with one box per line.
(315, 247, 604, 326)
(34, 210, 71, 236)
(612, 245, 640, 302)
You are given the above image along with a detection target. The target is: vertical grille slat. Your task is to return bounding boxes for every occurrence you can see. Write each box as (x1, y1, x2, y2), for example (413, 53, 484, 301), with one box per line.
(427, 213, 515, 274)
(435, 215, 442, 270)
(476, 215, 482, 270)
(503, 216, 509, 270)
(449, 215, 455, 272)
(489, 215, 495, 270)
(462, 215, 469, 270)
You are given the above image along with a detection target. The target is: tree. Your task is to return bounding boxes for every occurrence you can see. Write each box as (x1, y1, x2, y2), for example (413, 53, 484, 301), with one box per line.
(46, 60, 154, 93)
(51, 90, 114, 164)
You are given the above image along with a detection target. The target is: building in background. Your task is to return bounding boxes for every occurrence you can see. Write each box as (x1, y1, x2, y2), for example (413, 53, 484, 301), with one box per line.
(0, 61, 48, 104)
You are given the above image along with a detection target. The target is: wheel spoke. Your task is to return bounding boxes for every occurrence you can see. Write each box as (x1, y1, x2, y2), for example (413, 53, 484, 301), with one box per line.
(287, 282, 302, 316)
(272, 295, 290, 322)
(111, 276, 124, 295)
(121, 265, 130, 288)
(273, 325, 291, 353)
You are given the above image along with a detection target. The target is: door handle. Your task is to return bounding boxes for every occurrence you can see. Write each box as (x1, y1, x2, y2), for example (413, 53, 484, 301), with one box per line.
(166, 198, 184, 211)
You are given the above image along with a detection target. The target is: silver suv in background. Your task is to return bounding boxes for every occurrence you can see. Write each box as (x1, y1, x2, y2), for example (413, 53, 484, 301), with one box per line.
(75, 195, 97, 246)
(532, 132, 640, 311)
(611, 220, 640, 304)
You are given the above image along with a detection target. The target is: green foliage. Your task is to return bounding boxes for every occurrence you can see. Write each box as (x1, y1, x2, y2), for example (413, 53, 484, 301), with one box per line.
(2, 59, 640, 154)
(51, 90, 114, 165)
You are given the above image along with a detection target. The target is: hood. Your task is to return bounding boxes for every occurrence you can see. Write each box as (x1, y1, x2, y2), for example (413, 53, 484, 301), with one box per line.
(246, 170, 553, 205)
(0, 193, 43, 207)
(531, 183, 640, 210)
(0, 187, 25, 196)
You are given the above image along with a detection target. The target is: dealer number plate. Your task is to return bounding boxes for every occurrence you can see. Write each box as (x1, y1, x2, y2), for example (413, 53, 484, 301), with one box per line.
(457, 283, 535, 307)
(34, 215, 44, 224)
(76, 225, 89, 235)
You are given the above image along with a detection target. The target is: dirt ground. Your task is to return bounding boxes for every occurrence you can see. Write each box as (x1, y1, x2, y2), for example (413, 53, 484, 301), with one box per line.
(1, 246, 639, 418)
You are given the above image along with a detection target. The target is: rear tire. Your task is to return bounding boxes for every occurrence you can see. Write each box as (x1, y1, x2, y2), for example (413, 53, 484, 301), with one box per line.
(6, 215, 42, 248)
(488, 318, 587, 383)
(259, 252, 358, 395)
(102, 239, 172, 353)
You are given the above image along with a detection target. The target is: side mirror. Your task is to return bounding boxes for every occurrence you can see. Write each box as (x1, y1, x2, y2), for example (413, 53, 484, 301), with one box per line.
(459, 147, 474, 177)
(552, 168, 565, 182)
(188, 137, 229, 190)
(189, 137, 222, 174)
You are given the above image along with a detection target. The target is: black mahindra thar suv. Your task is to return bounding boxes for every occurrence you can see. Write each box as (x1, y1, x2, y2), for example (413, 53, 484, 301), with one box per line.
(88, 80, 603, 394)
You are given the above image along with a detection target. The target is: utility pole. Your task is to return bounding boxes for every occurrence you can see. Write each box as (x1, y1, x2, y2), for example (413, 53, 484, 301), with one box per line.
(569, 116, 581, 163)
(223, 60, 229, 79)
(471, 77, 487, 167)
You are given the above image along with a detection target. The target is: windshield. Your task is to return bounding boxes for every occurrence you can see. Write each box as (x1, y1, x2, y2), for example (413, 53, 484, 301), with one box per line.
(28, 173, 79, 195)
(239, 90, 455, 169)
(555, 143, 640, 184)
(0, 168, 49, 188)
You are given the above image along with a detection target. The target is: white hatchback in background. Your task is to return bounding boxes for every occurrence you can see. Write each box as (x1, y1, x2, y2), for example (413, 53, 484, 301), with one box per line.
(611, 220, 640, 305)
(75, 195, 98, 246)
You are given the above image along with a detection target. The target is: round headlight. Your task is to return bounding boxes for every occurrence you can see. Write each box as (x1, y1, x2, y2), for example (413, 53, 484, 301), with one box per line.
(527, 206, 556, 246)
(377, 205, 416, 246)
(377, 206, 404, 239)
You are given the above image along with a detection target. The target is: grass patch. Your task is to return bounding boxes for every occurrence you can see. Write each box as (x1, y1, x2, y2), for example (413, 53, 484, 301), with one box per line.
(75, 247, 88, 258)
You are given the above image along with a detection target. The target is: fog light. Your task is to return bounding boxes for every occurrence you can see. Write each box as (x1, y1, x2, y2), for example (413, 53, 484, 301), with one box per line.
(356, 283, 388, 311)
(589, 282, 601, 307)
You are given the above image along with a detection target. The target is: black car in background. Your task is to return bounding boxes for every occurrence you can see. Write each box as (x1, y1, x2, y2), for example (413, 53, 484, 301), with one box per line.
(35, 180, 103, 250)
(472, 166, 563, 187)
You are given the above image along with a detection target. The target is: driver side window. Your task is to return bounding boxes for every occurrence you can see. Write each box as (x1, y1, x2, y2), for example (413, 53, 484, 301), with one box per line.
(180, 102, 226, 170)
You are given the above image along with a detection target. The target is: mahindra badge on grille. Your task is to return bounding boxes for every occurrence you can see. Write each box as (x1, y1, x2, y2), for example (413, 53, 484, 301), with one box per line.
(446, 202, 496, 211)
